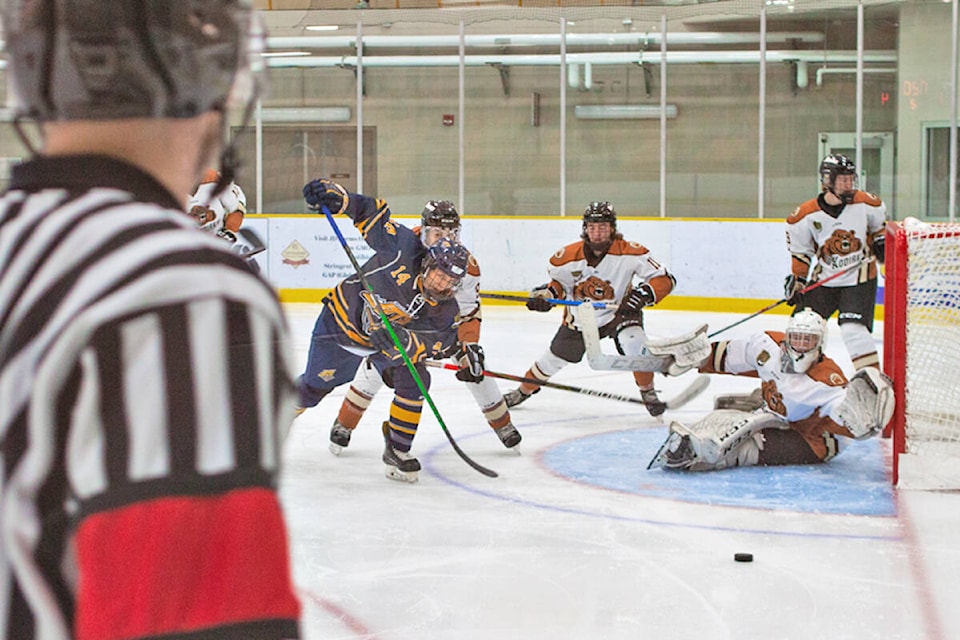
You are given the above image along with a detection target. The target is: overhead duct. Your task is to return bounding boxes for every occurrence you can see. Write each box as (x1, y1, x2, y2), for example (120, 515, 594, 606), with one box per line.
(268, 31, 826, 50)
(266, 50, 897, 68)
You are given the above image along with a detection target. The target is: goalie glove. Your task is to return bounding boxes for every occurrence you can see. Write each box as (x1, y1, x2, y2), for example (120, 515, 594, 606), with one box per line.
(783, 274, 806, 307)
(617, 284, 656, 317)
(645, 324, 711, 376)
(303, 178, 349, 214)
(526, 283, 555, 312)
(455, 343, 485, 383)
(835, 367, 895, 439)
(369, 325, 426, 364)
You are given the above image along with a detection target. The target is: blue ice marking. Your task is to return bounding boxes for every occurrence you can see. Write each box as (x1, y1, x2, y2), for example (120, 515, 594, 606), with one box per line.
(542, 428, 895, 516)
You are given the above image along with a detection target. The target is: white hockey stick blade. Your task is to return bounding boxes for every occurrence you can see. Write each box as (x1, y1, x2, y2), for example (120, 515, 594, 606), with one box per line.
(578, 304, 671, 372)
(664, 374, 710, 410)
(233, 227, 266, 259)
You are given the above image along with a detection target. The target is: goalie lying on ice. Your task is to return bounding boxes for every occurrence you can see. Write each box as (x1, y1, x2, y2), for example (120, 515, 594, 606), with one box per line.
(648, 309, 895, 471)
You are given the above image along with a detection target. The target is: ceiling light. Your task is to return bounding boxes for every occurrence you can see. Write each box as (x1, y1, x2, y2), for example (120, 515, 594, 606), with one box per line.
(305, 25, 339, 32)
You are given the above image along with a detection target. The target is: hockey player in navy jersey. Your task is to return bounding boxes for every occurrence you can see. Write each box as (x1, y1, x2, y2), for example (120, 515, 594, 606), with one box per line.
(298, 179, 469, 482)
(326, 199, 522, 457)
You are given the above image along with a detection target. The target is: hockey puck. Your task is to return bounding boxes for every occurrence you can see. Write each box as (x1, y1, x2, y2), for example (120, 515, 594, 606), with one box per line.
(734, 553, 754, 563)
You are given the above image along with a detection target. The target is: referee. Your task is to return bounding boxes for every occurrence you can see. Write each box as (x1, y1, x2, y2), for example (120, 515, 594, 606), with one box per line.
(0, 2, 300, 639)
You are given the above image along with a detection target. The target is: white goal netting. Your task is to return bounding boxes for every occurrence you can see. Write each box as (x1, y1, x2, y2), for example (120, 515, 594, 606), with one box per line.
(894, 220, 960, 489)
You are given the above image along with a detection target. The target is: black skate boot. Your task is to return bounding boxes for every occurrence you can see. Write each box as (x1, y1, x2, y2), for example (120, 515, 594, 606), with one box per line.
(382, 421, 420, 483)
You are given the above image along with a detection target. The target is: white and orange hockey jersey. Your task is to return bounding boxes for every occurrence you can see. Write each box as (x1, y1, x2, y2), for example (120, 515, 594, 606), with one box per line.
(188, 168, 248, 240)
(542, 238, 674, 330)
(785, 190, 886, 286)
(702, 330, 855, 460)
(411, 224, 483, 344)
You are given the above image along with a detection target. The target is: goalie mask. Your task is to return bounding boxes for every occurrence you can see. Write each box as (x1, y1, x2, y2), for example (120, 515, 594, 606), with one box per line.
(420, 200, 461, 247)
(819, 154, 858, 204)
(581, 201, 617, 254)
(420, 237, 469, 302)
(781, 308, 827, 374)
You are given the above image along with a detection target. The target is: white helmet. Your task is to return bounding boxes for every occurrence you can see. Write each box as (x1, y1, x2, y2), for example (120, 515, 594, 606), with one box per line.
(781, 308, 826, 373)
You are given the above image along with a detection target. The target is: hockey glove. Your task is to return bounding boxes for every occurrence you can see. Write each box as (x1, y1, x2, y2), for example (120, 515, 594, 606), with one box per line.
(216, 228, 238, 245)
(369, 325, 426, 363)
(783, 274, 806, 306)
(303, 179, 349, 214)
(871, 233, 885, 264)
(617, 283, 656, 316)
(526, 284, 555, 312)
(455, 343, 486, 383)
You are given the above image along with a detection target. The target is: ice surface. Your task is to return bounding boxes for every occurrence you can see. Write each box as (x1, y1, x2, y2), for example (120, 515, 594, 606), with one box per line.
(280, 304, 960, 640)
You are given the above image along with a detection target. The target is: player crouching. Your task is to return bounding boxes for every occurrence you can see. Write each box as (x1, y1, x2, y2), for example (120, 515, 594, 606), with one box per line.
(648, 309, 895, 471)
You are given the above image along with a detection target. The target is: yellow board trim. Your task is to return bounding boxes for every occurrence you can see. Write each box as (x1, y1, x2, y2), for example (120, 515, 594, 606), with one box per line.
(277, 288, 884, 320)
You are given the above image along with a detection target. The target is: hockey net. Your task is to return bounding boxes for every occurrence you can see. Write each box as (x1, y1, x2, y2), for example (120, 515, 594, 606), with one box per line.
(884, 219, 960, 489)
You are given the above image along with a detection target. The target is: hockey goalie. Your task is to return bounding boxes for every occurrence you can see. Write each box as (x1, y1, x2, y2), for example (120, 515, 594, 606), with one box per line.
(648, 308, 895, 471)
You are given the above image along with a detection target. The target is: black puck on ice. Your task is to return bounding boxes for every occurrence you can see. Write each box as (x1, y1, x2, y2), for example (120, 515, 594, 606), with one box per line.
(734, 552, 754, 563)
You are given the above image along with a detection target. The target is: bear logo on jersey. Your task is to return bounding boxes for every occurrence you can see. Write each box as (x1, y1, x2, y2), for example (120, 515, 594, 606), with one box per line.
(822, 229, 862, 258)
(189, 204, 216, 227)
(762, 379, 786, 416)
(573, 275, 615, 302)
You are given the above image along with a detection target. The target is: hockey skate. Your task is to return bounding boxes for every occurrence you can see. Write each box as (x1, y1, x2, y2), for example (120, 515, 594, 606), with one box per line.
(647, 428, 695, 470)
(329, 420, 352, 456)
(494, 422, 522, 449)
(504, 387, 538, 408)
(382, 422, 420, 483)
(641, 389, 667, 417)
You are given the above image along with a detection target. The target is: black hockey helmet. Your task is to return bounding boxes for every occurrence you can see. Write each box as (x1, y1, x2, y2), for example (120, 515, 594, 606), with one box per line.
(582, 201, 617, 233)
(819, 154, 858, 190)
(420, 237, 469, 301)
(421, 200, 461, 230)
(2, 0, 264, 122)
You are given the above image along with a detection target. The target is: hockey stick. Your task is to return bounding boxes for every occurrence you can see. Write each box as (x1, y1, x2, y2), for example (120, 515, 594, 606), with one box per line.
(577, 303, 680, 371)
(425, 361, 710, 411)
(234, 227, 266, 259)
(706, 257, 877, 339)
(322, 206, 497, 478)
(480, 292, 609, 309)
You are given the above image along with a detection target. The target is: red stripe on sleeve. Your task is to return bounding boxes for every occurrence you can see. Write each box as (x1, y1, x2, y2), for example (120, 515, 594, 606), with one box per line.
(74, 488, 300, 640)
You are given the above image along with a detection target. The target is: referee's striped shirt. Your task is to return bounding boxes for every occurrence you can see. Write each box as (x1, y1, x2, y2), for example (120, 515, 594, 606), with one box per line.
(0, 156, 301, 640)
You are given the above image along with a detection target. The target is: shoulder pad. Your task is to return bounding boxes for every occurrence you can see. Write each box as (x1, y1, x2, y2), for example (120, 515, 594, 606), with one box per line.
(852, 190, 884, 207)
(607, 238, 649, 256)
(786, 198, 821, 225)
(549, 242, 586, 266)
(199, 168, 220, 185)
(806, 358, 847, 387)
(466, 252, 481, 276)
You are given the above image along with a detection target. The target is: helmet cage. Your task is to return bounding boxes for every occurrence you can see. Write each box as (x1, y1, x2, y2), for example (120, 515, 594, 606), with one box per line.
(420, 238, 469, 301)
(781, 308, 827, 374)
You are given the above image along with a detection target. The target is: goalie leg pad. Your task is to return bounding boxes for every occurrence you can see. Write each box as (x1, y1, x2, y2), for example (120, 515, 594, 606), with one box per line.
(835, 367, 895, 439)
(667, 411, 781, 471)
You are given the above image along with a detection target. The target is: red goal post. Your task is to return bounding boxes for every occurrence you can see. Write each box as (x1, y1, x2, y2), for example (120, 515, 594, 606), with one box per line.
(883, 219, 960, 489)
